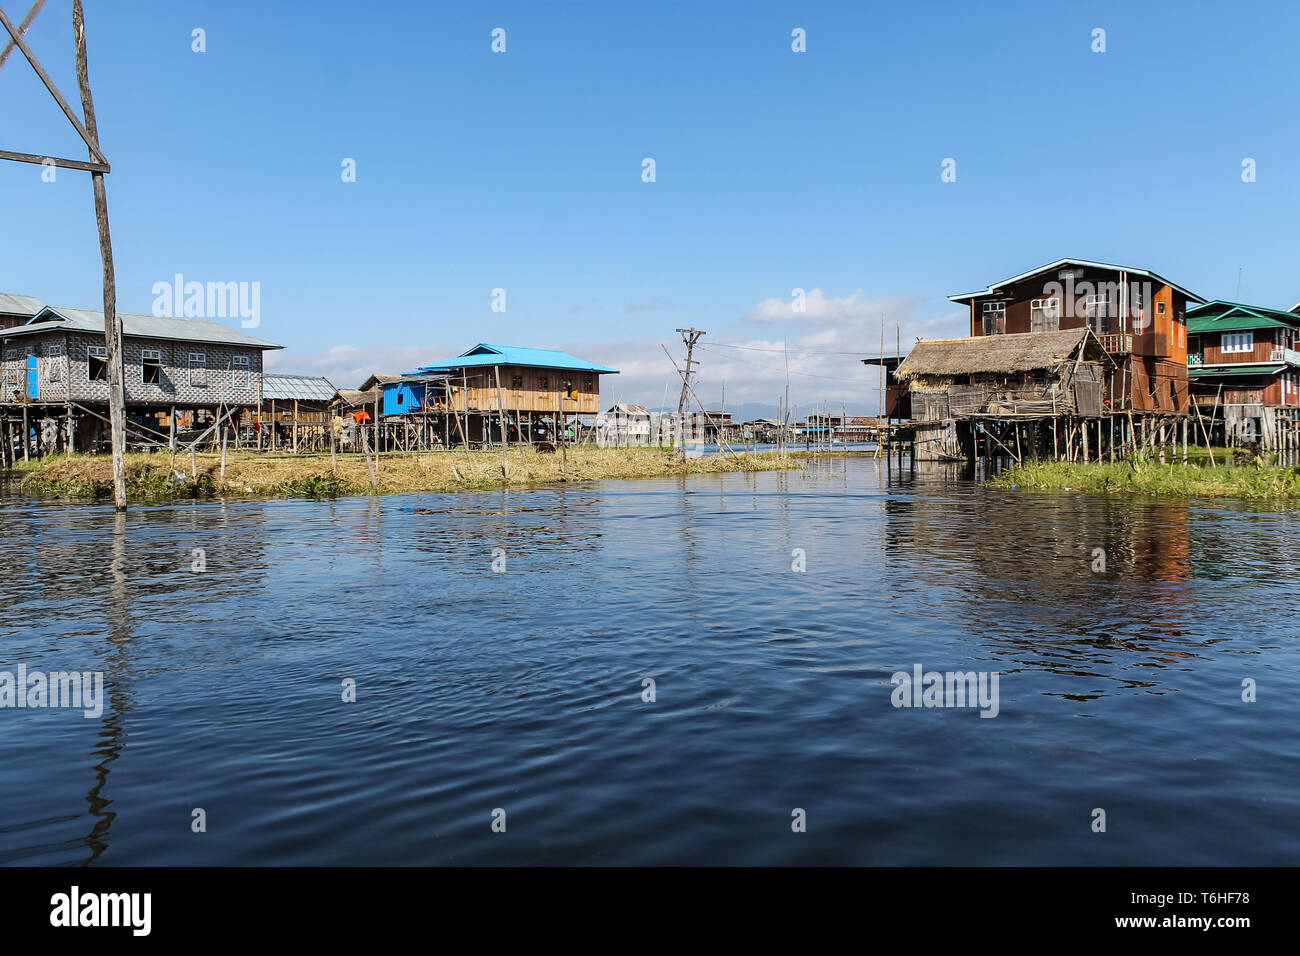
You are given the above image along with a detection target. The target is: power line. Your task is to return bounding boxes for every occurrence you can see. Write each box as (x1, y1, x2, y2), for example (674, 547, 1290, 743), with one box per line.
(704, 341, 901, 357)
(694, 344, 878, 385)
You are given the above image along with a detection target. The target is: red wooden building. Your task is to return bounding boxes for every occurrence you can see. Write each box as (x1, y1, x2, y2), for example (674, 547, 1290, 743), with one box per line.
(948, 258, 1204, 412)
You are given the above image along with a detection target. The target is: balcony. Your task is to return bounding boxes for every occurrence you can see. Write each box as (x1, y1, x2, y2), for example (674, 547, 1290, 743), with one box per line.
(1188, 353, 1203, 367)
(1270, 347, 1300, 366)
(1096, 333, 1132, 354)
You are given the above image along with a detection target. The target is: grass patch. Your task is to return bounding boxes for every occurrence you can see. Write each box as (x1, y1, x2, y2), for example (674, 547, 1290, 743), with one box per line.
(19, 446, 809, 501)
(989, 454, 1300, 499)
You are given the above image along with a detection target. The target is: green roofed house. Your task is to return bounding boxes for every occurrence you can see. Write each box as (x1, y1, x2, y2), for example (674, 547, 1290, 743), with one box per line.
(1186, 300, 1300, 445)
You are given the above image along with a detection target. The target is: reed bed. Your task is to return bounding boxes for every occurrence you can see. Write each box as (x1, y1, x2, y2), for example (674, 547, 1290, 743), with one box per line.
(990, 455, 1300, 499)
(18, 446, 807, 500)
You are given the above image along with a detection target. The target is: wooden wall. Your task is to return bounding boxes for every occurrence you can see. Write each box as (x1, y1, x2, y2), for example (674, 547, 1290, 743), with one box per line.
(965, 269, 1190, 361)
(437, 364, 604, 415)
(1197, 328, 1283, 366)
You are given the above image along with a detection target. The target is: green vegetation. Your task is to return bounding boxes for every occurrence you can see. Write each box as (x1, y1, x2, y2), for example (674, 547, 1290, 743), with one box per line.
(16, 446, 809, 501)
(990, 452, 1300, 499)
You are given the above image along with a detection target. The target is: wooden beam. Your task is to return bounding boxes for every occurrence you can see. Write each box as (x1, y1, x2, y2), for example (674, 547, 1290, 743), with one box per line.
(0, 148, 110, 173)
(0, 3, 108, 166)
(0, 0, 46, 72)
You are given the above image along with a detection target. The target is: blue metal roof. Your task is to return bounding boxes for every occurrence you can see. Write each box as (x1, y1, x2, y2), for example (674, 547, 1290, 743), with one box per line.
(414, 343, 618, 374)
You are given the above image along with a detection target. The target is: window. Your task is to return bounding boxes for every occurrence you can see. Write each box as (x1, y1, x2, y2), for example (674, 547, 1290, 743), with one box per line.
(188, 352, 207, 387)
(231, 354, 250, 388)
(142, 348, 162, 385)
(538, 375, 549, 389)
(397, 391, 405, 407)
(1029, 298, 1060, 332)
(46, 343, 65, 383)
(510, 374, 522, 389)
(982, 302, 1006, 335)
(1156, 302, 1166, 315)
(583, 378, 593, 392)
(87, 345, 108, 382)
(1084, 293, 1113, 334)
(1222, 332, 1253, 354)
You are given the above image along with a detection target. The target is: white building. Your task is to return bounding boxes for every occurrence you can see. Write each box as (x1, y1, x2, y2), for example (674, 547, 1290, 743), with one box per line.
(596, 403, 651, 447)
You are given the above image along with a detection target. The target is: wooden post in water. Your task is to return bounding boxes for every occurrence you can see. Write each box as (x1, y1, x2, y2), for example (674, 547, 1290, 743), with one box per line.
(66, 2, 126, 507)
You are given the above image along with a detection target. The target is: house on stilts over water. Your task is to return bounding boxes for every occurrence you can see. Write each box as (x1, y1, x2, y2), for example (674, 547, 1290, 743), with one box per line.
(379, 343, 618, 448)
(1, 301, 281, 461)
(892, 258, 1216, 463)
(1186, 299, 1300, 453)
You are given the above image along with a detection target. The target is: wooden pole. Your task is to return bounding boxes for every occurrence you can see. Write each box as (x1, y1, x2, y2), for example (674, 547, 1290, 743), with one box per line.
(557, 391, 566, 473)
(329, 412, 337, 473)
(72, 1, 125, 509)
(359, 423, 378, 490)
(219, 402, 228, 482)
(494, 364, 509, 478)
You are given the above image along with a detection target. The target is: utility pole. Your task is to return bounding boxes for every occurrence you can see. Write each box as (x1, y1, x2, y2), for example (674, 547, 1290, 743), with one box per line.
(674, 327, 704, 449)
(674, 328, 704, 420)
(0, 1, 126, 509)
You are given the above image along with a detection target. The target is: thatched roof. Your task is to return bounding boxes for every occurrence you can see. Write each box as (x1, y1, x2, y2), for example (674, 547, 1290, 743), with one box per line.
(333, 387, 380, 408)
(895, 328, 1110, 381)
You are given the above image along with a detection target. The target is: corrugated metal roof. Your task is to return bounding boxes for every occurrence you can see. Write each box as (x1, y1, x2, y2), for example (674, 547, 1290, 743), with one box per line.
(261, 373, 337, 401)
(416, 343, 618, 374)
(358, 373, 403, 390)
(1188, 364, 1284, 377)
(0, 306, 283, 349)
(0, 293, 43, 316)
(1187, 302, 1297, 332)
(948, 258, 1205, 305)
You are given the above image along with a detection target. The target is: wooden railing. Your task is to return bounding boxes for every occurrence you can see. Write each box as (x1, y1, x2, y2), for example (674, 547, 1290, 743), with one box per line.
(1097, 333, 1132, 354)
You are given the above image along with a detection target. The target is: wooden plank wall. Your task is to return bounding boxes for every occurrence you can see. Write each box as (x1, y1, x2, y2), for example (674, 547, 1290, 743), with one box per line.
(440, 364, 603, 414)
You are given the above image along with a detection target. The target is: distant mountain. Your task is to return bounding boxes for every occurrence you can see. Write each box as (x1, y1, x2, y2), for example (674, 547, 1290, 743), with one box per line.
(642, 401, 876, 421)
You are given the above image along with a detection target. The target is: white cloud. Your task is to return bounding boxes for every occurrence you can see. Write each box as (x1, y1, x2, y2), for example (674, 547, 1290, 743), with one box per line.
(747, 288, 908, 326)
(266, 343, 454, 391)
(269, 299, 969, 417)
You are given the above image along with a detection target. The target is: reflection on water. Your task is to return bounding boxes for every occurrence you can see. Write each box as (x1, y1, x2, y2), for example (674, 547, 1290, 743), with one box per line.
(1, 457, 1297, 865)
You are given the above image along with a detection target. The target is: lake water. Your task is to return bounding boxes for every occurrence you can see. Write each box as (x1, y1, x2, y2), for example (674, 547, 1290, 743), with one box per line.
(1, 455, 1297, 865)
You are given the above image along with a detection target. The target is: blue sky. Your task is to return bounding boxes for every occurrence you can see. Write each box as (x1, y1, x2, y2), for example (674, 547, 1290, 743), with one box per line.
(2, 0, 1298, 412)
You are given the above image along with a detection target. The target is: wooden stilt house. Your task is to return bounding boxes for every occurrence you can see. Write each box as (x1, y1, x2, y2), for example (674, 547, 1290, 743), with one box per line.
(385, 344, 619, 446)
